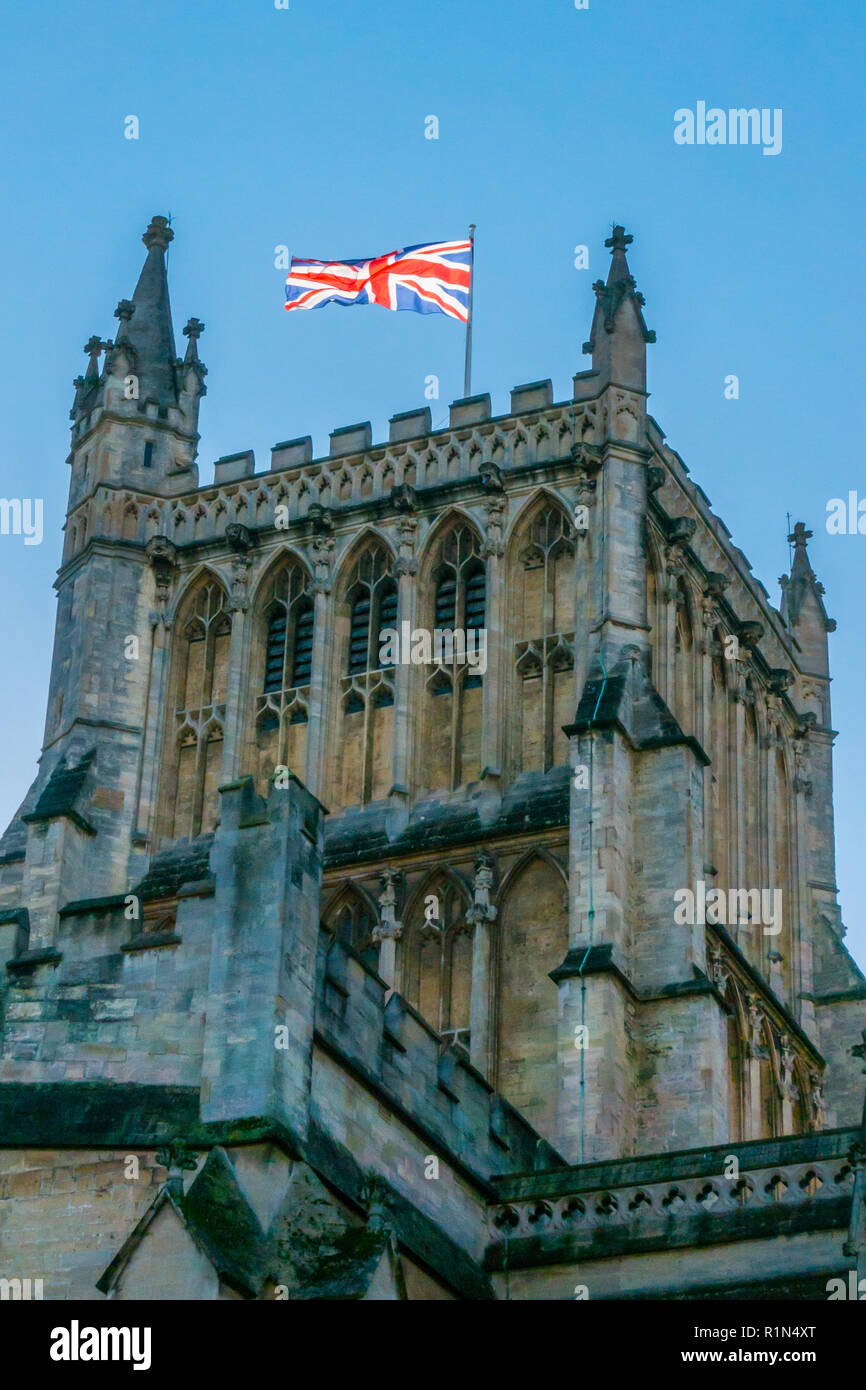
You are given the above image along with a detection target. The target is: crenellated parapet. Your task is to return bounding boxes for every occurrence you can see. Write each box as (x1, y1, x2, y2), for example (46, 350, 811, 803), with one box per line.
(316, 930, 563, 1183)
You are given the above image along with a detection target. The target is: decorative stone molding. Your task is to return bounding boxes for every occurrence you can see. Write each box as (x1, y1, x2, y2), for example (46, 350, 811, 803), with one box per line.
(482, 495, 506, 557)
(808, 1070, 827, 1132)
(778, 1033, 797, 1102)
(706, 939, 731, 993)
(746, 993, 765, 1057)
(373, 868, 403, 943)
(466, 851, 497, 927)
(395, 514, 418, 576)
(311, 532, 336, 593)
(488, 1150, 855, 1248)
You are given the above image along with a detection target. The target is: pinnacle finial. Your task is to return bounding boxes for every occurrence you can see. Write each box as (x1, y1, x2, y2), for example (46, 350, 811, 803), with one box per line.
(114, 299, 135, 323)
(788, 520, 813, 549)
(182, 317, 205, 366)
(82, 335, 106, 376)
(605, 225, 633, 254)
(142, 215, 174, 252)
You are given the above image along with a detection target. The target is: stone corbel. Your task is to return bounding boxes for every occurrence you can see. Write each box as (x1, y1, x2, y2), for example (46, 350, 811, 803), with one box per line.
(479, 461, 504, 492)
(145, 535, 178, 625)
(570, 432, 602, 470)
(701, 571, 729, 630)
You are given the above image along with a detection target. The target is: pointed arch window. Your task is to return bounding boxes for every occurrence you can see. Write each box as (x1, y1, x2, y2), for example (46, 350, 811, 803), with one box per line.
(335, 543, 397, 809)
(252, 560, 314, 795)
(159, 578, 232, 842)
(325, 890, 379, 971)
(400, 878, 473, 1048)
(419, 524, 487, 792)
(510, 500, 576, 774)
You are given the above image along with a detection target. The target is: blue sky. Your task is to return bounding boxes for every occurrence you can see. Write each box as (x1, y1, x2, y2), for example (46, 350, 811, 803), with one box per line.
(1, 0, 863, 961)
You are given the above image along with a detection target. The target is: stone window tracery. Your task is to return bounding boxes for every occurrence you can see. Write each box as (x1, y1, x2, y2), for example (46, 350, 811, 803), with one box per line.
(418, 523, 486, 792)
(509, 501, 575, 774)
(334, 542, 397, 807)
(251, 559, 315, 792)
(159, 577, 231, 841)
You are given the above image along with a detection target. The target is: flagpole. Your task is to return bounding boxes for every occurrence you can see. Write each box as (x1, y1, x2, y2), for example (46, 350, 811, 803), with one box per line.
(463, 224, 476, 399)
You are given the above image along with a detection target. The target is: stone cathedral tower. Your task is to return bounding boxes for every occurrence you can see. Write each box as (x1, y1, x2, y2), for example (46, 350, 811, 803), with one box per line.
(0, 218, 863, 1301)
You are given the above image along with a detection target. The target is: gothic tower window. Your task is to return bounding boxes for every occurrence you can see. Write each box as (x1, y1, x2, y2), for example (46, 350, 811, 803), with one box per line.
(158, 576, 232, 842)
(418, 522, 486, 794)
(334, 541, 396, 808)
(399, 876, 473, 1048)
(324, 888, 379, 972)
(251, 558, 313, 794)
(509, 500, 575, 775)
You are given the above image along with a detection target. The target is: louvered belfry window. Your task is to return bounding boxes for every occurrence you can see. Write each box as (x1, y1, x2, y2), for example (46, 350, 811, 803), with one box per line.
(336, 544, 397, 809)
(421, 524, 487, 791)
(464, 564, 486, 630)
(291, 601, 315, 687)
(435, 572, 457, 627)
(348, 592, 372, 674)
(253, 561, 314, 796)
(264, 609, 288, 693)
(376, 582, 398, 663)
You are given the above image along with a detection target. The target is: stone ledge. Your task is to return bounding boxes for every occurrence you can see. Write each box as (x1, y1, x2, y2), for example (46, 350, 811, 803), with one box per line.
(5, 948, 63, 978)
(121, 931, 183, 953)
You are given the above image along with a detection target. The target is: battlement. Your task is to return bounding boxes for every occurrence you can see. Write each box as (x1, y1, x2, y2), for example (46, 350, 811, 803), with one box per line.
(316, 932, 563, 1185)
(0, 777, 562, 1191)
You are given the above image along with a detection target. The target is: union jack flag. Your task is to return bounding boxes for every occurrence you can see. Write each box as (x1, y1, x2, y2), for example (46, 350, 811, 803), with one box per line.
(284, 239, 472, 323)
